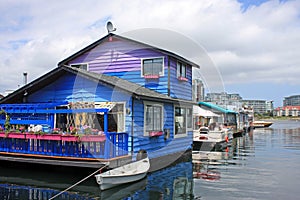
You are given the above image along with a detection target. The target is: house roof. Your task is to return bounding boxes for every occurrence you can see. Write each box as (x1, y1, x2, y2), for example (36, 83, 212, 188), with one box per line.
(198, 101, 237, 114)
(58, 33, 200, 68)
(0, 66, 194, 105)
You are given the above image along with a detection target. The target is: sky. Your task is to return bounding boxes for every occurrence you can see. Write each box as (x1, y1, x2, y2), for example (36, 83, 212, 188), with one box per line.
(0, 0, 299, 107)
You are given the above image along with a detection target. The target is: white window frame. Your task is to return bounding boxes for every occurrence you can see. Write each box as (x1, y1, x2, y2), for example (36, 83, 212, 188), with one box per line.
(109, 102, 126, 133)
(144, 101, 164, 136)
(70, 63, 89, 71)
(177, 61, 187, 78)
(141, 57, 164, 77)
(174, 106, 193, 138)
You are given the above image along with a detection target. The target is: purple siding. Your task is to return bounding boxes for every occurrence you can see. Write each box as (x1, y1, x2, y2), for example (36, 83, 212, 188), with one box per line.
(68, 37, 193, 101)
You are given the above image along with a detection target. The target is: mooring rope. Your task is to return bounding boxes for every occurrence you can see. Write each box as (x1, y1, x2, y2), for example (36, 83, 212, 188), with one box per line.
(49, 163, 108, 200)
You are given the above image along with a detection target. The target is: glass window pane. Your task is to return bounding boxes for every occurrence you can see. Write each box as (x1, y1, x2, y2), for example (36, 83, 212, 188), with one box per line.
(143, 58, 163, 76)
(177, 63, 181, 77)
(182, 65, 186, 77)
(175, 107, 186, 135)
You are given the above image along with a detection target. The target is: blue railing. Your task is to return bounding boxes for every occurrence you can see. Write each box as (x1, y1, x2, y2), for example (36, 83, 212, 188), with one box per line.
(0, 132, 128, 159)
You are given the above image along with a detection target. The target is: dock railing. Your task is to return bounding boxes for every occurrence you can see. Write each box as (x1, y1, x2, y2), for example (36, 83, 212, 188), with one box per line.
(0, 132, 128, 159)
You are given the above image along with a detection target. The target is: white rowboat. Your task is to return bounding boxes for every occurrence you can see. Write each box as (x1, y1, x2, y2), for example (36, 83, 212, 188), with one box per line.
(95, 157, 150, 190)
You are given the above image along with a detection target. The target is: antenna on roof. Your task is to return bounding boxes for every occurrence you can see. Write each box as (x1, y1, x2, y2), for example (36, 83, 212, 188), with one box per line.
(106, 21, 116, 34)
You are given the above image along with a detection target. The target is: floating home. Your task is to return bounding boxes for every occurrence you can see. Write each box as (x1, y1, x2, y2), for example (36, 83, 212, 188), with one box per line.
(197, 101, 252, 136)
(0, 33, 200, 172)
(197, 102, 238, 132)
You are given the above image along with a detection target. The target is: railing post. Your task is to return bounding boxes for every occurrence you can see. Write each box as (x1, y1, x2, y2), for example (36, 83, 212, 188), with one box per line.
(104, 112, 110, 159)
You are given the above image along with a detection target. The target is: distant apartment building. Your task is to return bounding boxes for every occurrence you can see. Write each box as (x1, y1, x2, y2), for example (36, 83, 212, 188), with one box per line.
(283, 95, 300, 106)
(274, 106, 300, 117)
(204, 92, 273, 114)
(242, 100, 274, 114)
(192, 79, 205, 102)
(205, 92, 243, 112)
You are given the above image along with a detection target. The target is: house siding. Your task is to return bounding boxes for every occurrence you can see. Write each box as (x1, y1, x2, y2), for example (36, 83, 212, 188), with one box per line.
(27, 73, 132, 103)
(169, 59, 193, 101)
(67, 38, 193, 101)
(27, 72, 192, 159)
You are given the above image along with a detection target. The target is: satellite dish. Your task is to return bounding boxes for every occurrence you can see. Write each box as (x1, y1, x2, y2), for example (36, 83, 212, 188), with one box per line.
(106, 21, 116, 33)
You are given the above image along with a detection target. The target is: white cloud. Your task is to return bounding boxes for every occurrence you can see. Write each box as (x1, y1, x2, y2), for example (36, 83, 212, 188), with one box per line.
(0, 0, 299, 100)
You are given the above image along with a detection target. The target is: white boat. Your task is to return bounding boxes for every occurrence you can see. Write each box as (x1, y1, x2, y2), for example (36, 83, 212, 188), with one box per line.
(193, 127, 233, 151)
(252, 121, 273, 128)
(95, 157, 150, 190)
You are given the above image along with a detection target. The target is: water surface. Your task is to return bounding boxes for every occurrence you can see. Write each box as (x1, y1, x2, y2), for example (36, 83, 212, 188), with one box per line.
(1, 120, 300, 199)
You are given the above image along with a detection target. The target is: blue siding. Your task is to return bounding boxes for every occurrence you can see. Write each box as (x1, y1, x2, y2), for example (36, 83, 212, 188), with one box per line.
(128, 100, 192, 159)
(169, 59, 193, 100)
(27, 73, 131, 103)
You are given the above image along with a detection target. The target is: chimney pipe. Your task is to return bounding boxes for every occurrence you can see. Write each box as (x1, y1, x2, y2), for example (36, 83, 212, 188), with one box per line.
(23, 72, 28, 85)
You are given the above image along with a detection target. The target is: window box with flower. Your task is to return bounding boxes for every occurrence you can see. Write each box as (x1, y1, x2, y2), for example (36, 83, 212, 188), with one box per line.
(178, 76, 188, 81)
(149, 131, 163, 137)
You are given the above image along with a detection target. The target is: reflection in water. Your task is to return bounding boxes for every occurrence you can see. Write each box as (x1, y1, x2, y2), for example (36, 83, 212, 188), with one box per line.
(0, 183, 94, 200)
(132, 155, 194, 200)
(2, 120, 300, 199)
(193, 120, 300, 200)
(0, 154, 194, 200)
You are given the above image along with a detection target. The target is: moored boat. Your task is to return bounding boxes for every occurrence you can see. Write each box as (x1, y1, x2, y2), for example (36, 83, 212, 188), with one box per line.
(252, 121, 273, 128)
(95, 156, 150, 190)
(193, 127, 233, 151)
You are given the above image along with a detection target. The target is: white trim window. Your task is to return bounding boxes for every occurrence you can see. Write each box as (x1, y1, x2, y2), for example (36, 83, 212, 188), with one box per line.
(177, 62, 187, 78)
(109, 103, 126, 133)
(141, 57, 164, 77)
(175, 106, 193, 136)
(144, 102, 164, 136)
(70, 63, 89, 71)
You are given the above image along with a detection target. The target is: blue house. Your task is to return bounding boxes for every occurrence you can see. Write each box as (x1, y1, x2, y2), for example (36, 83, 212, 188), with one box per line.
(0, 33, 200, 171)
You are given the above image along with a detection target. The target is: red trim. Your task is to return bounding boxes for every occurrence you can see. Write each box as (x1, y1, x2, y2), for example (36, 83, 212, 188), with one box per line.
(80, 135, 106, 142)
(61, 135, 79, 142)
(37, 134, 62, 141)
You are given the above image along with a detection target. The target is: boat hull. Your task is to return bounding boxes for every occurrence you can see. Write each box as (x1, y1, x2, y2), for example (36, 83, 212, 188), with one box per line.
(97, 172, 148, 190)
(95, 157, 150, 190)
(253, 121, 273, 128)
(193, 140, 228, 151)
(193, 129, 233, 151)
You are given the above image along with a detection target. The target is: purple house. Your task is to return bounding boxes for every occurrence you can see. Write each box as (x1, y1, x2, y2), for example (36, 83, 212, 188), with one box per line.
(0, 33, 200, 171)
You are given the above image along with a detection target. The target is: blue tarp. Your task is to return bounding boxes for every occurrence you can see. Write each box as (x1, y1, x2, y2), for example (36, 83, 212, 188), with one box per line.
(198, 102, 237, 114)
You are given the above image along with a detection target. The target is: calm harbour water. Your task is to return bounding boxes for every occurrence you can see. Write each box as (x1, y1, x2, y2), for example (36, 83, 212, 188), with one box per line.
(1, 120, 300, 199)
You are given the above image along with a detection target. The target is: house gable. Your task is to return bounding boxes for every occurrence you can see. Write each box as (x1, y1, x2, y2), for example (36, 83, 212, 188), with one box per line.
(58, 34, 199, 101)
